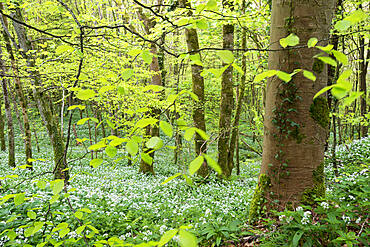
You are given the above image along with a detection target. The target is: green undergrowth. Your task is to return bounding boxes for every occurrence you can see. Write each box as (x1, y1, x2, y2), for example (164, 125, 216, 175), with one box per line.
(0, 124, 261, 246)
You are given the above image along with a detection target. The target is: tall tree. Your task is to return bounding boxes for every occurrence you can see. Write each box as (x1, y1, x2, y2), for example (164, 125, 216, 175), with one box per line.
(217, 0, 235, 177)
(179, 0, 208, 177)
(0, 47, 15, 167)
(0, 100, 5, 151)
(10, 6, 68, 179)
(249, 0, 335, 220)
(1, 6, 33, 167)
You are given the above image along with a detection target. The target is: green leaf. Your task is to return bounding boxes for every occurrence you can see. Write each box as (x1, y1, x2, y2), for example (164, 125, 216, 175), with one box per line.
(332, 81, 352, 99)
(196, 19, 208, 29)
(184, 128, 196, 141)
(90, 158, 103, 168)
(331, 50, 348, 65)
(279, 33, 299, 48)
(254, 70, 278, 82)
(80, 208, 92, 213)
(189, 54, 203, 66)
(313, 85, 335, 99)
(158, 229, 178, 246)
(203, 154, 222, 174)
(334, 20, 351, 32)
(206, 66, 229, 78)
(232, 63, 244, 75)
(27, 211, 37, 219)
(337, 70, 352, 83)
(135, 118, 158, 128)
(160, 121, 173, 137)
(189, 156, 204, 176)
(76, 89, 96, 101)
(206, 0, 217, 10)
(146, 137, 164, 150)
(14, 193, 25, 206)
(24, 227, 34, 237)
(302, 70, 316, 81)
(141, 152, 153, 165)
(50, 194, 60, 204)
(126, 139, 139, 156)
(343, 91, 363, 107)
(194, 128, 209, 141)
(76, 225, 86, 235)
(74, 211, 83, 219)
(59, 228, 70, 238)
(121, 69, 134, 80)
(292, 231, 304, 247)
(141, 50, 153, 64)
(51, 179, 64, 195)
(307, 37, 318, 48)
(276, 71, 292, 82)
(67, 105, 86, 111)
(344, 9, 367, 25)
(7, 230, 16, 240)
(87, 225, 99, 234)
(217, 50, 234, 64)
(88, 141, 107, 151)
(316, 44, 334, 52)
(77, 118, 90, 125)
(36, 180, 47, 189)
(110, 137, 125, 147)
(178, 230, 198, 247)
(161, 173, 182, 185)
(32, 222, 44, 235)
(56, 44, 74, 55)
(317, 56, 337, 67)
(105, 146, 117, 158)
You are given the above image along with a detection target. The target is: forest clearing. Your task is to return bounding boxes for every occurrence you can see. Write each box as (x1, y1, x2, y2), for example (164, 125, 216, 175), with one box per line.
(0, 0, 369, 246)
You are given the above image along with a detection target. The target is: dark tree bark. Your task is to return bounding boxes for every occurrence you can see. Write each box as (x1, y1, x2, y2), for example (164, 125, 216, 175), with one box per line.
(0, 100, 5, 151)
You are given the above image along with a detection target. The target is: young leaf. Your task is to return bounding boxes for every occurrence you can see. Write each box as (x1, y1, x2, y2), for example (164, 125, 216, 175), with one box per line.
(158, 229, 178, 246)
(217, 50, 234, 64)
(307, 37, 318, 48)
(146, 137, 164, 150)
(334, 20, 351, 32)
(126, 139, 139, 156)
(331, 50, 348, 65)
(292, 231, 304, 247)
(105, 146, 117, 158)
(178, 230, 198, 247)
(313, 85, 335, 99)
(317, 56, 337, 67)
(76, 89, 96, 101)
(141, 153, 153, 165)
(51, 179, 64, 195)
(27, 211, 37, 219)
(121, 69, 134, 80)
(160, 121, 173, 137)
(254, 70, 278, 82)
(184, 128, 196, 141)
(189, 156, 204, 176)
(77, 118, 90, 125)
(302, 70, 316, 81)
(161, 173, 182, 185)
(141, 50, 153, 64)
(279, 34, 299, 48)
(90, 158, 103, 168)
(203, 154, 222, 174)
(276, 71, 292, 82)
(194, 128, 209, 141)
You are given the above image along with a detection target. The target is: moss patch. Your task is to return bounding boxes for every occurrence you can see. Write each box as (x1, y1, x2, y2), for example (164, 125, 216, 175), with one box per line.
(248, 173, 271, 223)
(310, 97, 330, 129)
(301, 162, 325, 205)
(312, 58, 324, 74)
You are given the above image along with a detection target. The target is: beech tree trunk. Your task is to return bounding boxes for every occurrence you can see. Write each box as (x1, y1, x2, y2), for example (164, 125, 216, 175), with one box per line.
(359, 36, 369, 137)
(0, 48, 15, 167)
(250, 0, 335, 219)
(179, 0, 208, 177)
(218, 1, 234, 177)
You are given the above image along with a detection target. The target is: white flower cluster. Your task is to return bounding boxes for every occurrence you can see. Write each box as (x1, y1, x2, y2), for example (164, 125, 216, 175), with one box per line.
(301, 211, 311, 225)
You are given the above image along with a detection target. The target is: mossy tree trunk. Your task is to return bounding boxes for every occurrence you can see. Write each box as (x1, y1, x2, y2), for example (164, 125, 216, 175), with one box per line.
(0, 48, 15, 167)
(1, 8, 33, 167)
(11, 6, 68, 180)
(179, 0, 208, 177)
(217, 0, 234, 178)
(250, 0, 335, 220)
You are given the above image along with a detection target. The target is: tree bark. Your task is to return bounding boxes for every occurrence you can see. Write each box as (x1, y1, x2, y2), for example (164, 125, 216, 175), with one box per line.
(250, 0, 335, 219)
(359, 34, 369, 137)
(11, 6, 68, 180)
(218, 2, 234, 177)
(0, 99, 5, 151)
(1, 7, 33, 166)
(0, 48, 15, 167)
(179, 0, 208, 177)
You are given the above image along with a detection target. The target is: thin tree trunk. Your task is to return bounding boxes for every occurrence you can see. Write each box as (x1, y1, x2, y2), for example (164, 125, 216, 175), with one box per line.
(1, 10, 32, 166)
(0, 100, 5, 151)
(218, 1, 234, 177)
(0, 48, 15, 167)
(11, 6, 68, 180)
(359, 33, 369, 137)
(179, 0, 208, 177)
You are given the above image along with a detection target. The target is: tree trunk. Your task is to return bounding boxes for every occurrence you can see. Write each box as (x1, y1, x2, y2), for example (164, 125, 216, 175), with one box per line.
(218, 2, 234, 177)
(0, 48, 15, 167)
(250, 0, 335, 220)
(359, 35, 369, 137)
(0, 100, 5, 151)
(179, 0, 208, 177)
(1, 9, 33, 166)
(11, 7, 68, 180)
